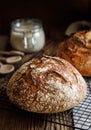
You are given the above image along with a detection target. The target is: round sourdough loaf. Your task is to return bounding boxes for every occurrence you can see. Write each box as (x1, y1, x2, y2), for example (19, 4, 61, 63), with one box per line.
(57, 30, 91, 76)
(7, 55, 87, 113)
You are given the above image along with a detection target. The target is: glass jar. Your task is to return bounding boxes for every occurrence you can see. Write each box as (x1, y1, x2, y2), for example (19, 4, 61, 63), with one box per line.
(10, 19, 45, 53)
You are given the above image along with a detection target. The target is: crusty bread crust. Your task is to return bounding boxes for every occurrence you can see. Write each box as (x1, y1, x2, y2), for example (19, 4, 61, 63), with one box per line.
(57, 30, 91, 76)
(7, 55, 87, 113)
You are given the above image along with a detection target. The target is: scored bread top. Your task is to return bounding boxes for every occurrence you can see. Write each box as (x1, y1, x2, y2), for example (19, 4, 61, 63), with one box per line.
(7, 55, 87, 113)
(57, 30, 91, 76)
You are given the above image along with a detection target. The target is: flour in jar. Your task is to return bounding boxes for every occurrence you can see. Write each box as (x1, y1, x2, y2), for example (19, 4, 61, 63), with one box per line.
(10, 19, 45, 52)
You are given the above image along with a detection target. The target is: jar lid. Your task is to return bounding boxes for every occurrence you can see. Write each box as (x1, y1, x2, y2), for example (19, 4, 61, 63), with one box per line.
(11, 19, 43, 33)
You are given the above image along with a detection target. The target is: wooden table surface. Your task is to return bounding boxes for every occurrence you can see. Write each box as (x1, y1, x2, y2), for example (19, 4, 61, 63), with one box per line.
(0, 39, 91, 130)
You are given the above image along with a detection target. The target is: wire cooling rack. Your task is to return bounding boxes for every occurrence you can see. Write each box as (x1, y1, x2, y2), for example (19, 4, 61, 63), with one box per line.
(40, 77, 91, 130)
(73, 79, 91, 130)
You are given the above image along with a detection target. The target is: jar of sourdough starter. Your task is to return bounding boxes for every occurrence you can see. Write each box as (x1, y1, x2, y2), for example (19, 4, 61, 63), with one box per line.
(10, 19, 45, 53)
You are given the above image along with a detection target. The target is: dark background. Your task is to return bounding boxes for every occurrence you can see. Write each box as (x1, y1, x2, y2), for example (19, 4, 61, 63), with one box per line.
(0, 0, 91, 37)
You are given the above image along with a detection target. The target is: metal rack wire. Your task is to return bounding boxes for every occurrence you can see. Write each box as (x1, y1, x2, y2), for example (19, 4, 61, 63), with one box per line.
(41, 77, 91, 130)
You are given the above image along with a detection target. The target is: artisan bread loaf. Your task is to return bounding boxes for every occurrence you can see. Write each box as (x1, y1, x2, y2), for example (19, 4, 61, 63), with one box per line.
(7, 55, 87, 113)
(57, 30, 91, 76)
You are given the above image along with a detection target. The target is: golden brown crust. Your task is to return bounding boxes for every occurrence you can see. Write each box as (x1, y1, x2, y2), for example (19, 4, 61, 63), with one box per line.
(57, 30, 91, 76)
(7, 55, 87, 113)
